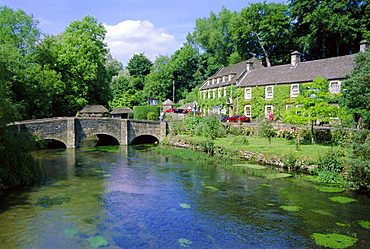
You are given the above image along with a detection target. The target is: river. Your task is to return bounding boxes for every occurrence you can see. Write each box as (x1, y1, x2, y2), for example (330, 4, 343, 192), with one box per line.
(0, 141, 369, 248)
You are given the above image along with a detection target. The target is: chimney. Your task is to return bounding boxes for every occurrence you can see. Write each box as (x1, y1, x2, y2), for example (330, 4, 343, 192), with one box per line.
(246, 61, 254, 72)
(360, 40, 369, 52)
(291, 51, 301, 67)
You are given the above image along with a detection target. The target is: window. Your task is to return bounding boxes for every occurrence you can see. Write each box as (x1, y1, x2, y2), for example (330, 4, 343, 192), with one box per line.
(329, 81, 341, 93)
(244, 105, 252, 117)
(244, 87, 252, 100)
(212, 89, 216, 98)
(218, 88, 221, 98)
(212, 79, 215, 85)
(265, 105, 273, 117)
(223, 87, 227, 97)
(265, 86, 274, 100)
(207, 90, 211, 99)
(290, 84, 300, 98)
(217, 78, 220, 84)
(286, 104, 292, 110)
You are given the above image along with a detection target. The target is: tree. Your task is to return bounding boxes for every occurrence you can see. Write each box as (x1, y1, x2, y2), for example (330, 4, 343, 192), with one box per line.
(55, 15, 112, 115)
(170, 44, 202, 101)
(231, 2, 293, 67)
(289, 0, 367, 59)
(259, 119, 275, 147)
(283, 76, 346, 145)
(142, 55, 173, 102)
(126, 53, 152, 78)
(187, 8, 238, 66)
(342, 49, 370, 128)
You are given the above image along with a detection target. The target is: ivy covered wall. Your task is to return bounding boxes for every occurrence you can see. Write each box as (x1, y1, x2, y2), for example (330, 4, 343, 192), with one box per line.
(199, 84, 296, 120)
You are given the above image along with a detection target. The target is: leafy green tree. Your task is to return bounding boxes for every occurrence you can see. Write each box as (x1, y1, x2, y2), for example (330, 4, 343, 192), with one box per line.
(187, 8, 238, 66)
(283, 76, 347, 144)
(142, 55, 173, 102)
(196, 115, 227, 140)
(342, 49, 370, 128)
(126, 53, 153, 77)
(259, 119, 275, 147)
(55, 15, 112, 115)
(231, 2, 293, 66)
(170, 44, 203, 101)
(289, 0, 367, 59)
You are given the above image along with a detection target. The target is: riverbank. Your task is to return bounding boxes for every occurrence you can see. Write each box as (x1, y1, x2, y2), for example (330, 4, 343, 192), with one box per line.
(162, 135, 321, 172)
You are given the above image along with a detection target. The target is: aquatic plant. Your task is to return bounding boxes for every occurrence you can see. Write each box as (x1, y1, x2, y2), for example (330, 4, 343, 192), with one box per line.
(63, 228, 79, 236)
(280, 205, 302, 211)
(180, 203, 191, 208)
(266, 173, 292, 179)
(315, 186, 344, 193)
(311, 233, 357, 248)
(358, 220, 370, 229)
(178, 238, 192, 247)
(35, 195, 70, 208)
(88, 235, 109, 248)
(329, 196, 357, 203)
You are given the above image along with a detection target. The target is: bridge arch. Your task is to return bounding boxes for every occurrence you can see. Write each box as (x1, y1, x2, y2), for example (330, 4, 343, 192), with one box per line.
(129, 134, 159, 145)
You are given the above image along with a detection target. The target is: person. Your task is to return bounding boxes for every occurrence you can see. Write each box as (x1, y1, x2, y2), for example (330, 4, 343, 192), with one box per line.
(268, 113, 274, 120)
(159, 113, 164, 121)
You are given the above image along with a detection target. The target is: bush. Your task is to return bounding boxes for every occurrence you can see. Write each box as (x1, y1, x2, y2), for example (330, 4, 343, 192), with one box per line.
(315, 149, 345, 184)
(133, 106, 160, 120)
(231, 136, 249, 146)
(345, 130, 370, 191)
(147, 112, 156, 120)
(196, 115, 227, 140)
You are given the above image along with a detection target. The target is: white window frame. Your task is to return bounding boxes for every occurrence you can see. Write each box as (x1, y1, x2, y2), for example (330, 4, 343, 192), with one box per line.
(265, 86, 274, 100)
(329, 81, 341, 93)
(212, 89, 216, 98)
(223, 87, 227, 97)
(218, 88, 221, 98)
(290, 84, 300, 98)
(244, 87, 252, 100)
(286, 104, 292, 110)
(244, 105, 252, 117)
(265, 105, 274, 117)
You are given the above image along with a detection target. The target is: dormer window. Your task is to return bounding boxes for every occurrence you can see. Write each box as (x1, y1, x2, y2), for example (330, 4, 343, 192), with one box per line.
(212, 79, 215, 85)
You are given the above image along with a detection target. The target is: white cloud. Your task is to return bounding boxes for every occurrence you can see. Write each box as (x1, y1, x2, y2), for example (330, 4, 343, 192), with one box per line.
(104, 20, 178, 65)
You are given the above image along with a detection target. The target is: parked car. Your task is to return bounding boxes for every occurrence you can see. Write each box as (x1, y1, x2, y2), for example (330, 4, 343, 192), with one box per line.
(164, 108, 176, 113)
(174, 108, 185, 113)
(225, 115, 250, 123)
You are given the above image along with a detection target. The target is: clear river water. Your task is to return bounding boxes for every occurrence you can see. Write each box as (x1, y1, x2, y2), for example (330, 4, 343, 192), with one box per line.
(0, 141, 369, 249)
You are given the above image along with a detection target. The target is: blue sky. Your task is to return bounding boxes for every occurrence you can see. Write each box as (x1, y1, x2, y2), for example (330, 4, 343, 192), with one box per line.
(0, 0, 283, 65)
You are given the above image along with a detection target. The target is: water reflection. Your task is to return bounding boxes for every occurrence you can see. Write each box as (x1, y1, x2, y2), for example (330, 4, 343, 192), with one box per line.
(0, 142, 369, 248)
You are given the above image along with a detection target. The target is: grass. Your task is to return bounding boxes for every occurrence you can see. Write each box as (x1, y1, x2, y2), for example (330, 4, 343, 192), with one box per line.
(177, 135, 333, 162)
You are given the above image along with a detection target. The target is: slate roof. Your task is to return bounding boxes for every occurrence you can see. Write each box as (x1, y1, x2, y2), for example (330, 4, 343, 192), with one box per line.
(239, 54, 355, 87)
(79, 105, 109, 114)
(110, 108, 134, 114)
(200, 57, 264, 90)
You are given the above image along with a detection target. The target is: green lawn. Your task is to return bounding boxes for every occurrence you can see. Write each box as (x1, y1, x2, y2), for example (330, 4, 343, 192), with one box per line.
(179, 135, 333, 162)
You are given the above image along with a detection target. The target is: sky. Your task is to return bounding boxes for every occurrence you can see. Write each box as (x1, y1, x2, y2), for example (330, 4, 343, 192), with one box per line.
(0, 0, 282, 66)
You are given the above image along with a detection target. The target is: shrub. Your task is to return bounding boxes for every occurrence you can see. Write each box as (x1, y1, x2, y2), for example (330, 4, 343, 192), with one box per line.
(133, 106, 160, 120)
(275, 127, 297, 140)
(231, 136, 249, 146)
(315, 149, 345, 184)
(196, 115, 227, 140)
(147, 112, 156, 120)
(345, 130, 370, 191)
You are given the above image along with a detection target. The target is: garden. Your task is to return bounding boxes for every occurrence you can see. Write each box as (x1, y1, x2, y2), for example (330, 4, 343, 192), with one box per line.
(163, 115, 370, 192)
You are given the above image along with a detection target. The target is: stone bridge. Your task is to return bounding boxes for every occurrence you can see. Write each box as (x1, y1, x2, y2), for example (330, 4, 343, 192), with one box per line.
(12, 117, 168, 148)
